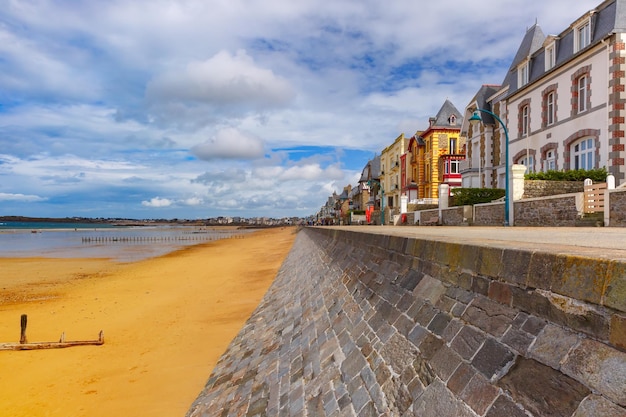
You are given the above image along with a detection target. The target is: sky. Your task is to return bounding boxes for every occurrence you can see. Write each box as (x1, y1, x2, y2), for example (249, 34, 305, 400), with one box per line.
(0, 0, 602, 220)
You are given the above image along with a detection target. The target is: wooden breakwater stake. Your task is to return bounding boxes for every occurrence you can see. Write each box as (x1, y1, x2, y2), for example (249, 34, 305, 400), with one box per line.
(0, 314, 104, 351)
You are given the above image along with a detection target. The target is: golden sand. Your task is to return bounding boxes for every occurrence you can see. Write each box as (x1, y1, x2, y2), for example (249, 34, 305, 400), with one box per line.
(0, 227, 297, 417)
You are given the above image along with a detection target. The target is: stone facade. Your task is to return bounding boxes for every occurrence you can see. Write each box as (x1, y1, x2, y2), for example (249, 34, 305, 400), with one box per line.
(187, 228, 626, 417)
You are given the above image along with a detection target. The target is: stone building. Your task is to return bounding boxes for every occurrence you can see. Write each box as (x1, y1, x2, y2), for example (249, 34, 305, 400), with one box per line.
(462, 0, 626, 188)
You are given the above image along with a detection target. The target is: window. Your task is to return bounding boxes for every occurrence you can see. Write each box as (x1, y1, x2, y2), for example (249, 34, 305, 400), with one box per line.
(544, 150, 556, 171)
(450, 160, 460, 174)
(572, 138, 595, 169)
(545, 45, 556, 70)
(444, 159, 460, 175)
(518, 61, 529, 87)
(449, 138, 457, 154)
(575, 21, 591, 52)
(518, 155, 535, 173)
(547, 92, 555, 125)
(578, 75, 588, 113)
(522, 105, 529, 136)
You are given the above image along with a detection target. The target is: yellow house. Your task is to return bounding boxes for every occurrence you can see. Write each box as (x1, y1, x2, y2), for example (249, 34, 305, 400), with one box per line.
(380, 133, 407, 210)
(414, 99, 465, 199)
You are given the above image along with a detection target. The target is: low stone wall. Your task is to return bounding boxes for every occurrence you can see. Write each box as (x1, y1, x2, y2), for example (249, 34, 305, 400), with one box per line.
(187, 228, 626, 417)
(474, 202, 505, 226)
(523, 180, 583, 199)
(514, 194, 581, 227)
(441, 206, 472, 226)
(417, 209, 440, 226)
(609, 188, 626, 227)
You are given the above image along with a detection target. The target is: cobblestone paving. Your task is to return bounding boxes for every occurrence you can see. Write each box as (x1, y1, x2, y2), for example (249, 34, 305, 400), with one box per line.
(187, 228, 626, 417)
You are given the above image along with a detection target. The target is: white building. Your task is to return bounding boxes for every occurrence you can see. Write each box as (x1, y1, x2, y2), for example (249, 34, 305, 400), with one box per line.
(462, 0, 626, 187)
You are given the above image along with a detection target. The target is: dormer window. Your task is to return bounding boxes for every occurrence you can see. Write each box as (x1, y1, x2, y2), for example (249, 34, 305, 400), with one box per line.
(545, 43, 556, 70)
(518, 61, 529, 87)
(449, 114, 457, 125)
(574, 18, 591, 53)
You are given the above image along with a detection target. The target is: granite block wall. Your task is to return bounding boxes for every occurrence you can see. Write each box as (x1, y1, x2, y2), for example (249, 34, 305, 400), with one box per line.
(609, 189, 626, 227)
(187, 228, 626, 417)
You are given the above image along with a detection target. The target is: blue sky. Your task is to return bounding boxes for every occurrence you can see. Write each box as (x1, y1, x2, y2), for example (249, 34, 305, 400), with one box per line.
(0, 0, 601, 219)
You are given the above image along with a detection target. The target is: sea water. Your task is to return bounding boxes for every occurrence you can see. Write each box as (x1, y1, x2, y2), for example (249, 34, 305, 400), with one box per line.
(0, 222, 248, 262)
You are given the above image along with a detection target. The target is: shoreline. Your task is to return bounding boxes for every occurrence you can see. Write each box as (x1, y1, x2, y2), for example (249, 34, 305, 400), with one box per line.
(0, 225, 250, 262)
(0, 227, 297, 417)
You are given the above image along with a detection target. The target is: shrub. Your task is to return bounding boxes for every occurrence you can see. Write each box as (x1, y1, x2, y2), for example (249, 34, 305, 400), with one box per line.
(525, 167, 608, 182)
(451, 188, 505, 206)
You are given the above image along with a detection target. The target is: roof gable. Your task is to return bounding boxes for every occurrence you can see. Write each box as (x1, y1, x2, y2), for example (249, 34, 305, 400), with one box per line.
(431, 99, 463, 128)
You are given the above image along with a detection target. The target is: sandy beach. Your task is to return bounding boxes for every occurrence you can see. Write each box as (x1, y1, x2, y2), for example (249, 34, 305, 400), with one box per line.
(0, 226, 296, 417)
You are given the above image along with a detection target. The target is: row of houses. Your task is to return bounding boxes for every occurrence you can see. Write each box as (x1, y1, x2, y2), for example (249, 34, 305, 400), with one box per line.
(317, 0, 626, 224)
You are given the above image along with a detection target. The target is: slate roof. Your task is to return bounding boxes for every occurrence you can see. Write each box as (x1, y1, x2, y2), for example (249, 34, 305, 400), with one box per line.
(359, 155, 381, 183)
(504, 0, 626, 98)
(431, 99, 463, 128)
(470, 85, 501, 126)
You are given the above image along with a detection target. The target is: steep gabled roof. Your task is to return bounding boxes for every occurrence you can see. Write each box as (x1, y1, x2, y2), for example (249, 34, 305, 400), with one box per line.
(431, 99, 463, 128)
(358, 154, 381, 183)
(503, 0, 626, 98)
(501, 24, 546, 91)
(472, 84, 501, 126)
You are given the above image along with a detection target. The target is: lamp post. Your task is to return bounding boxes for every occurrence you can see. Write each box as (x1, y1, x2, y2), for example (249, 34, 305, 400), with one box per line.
(468, 109, 510, 226)
(368, 179, 384, 225)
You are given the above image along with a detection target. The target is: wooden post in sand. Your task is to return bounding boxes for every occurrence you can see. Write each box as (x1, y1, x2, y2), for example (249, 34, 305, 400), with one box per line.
(20, 314, 28, 344)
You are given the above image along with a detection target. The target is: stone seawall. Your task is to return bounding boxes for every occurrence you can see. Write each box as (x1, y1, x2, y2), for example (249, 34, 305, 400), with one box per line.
(187, 228, 626, 417)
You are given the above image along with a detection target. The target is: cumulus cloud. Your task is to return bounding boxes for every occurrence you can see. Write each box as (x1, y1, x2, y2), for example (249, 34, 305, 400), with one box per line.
(141, 197, 174, 207)
(191, 128, 265, 160)
(146, 50, 295, 115)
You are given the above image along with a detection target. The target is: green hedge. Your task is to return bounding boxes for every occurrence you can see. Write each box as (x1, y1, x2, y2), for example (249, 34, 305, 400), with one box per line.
(525, 167, 608, 182)
(451, 188, 505, 206)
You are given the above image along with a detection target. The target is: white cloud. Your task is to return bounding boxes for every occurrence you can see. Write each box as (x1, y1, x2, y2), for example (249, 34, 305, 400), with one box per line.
(145, 50, 296, 126)
(0, 192, 47, 202)
(191, 128, 265, 160)
(141, 197, 174, 208)
(147, 50, 294, 106)
(182, 197, 204, 206)
(279, 164, 345, 181)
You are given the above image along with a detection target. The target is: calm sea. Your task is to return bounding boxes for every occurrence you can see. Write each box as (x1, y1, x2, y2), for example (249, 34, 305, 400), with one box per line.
(0, 222, 249, 262)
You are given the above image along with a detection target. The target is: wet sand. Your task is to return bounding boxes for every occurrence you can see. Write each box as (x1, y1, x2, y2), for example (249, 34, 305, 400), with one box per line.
(0, 227, 297, 417)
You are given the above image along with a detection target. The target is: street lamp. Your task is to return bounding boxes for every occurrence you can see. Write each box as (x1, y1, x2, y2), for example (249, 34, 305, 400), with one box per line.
(367, 179, 384, 225)
(468, 109, 511, 226)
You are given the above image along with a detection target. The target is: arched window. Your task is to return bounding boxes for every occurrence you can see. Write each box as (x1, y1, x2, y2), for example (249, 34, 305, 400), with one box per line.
(518, 155, 535, 173)
(571, 138, 594, 169)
